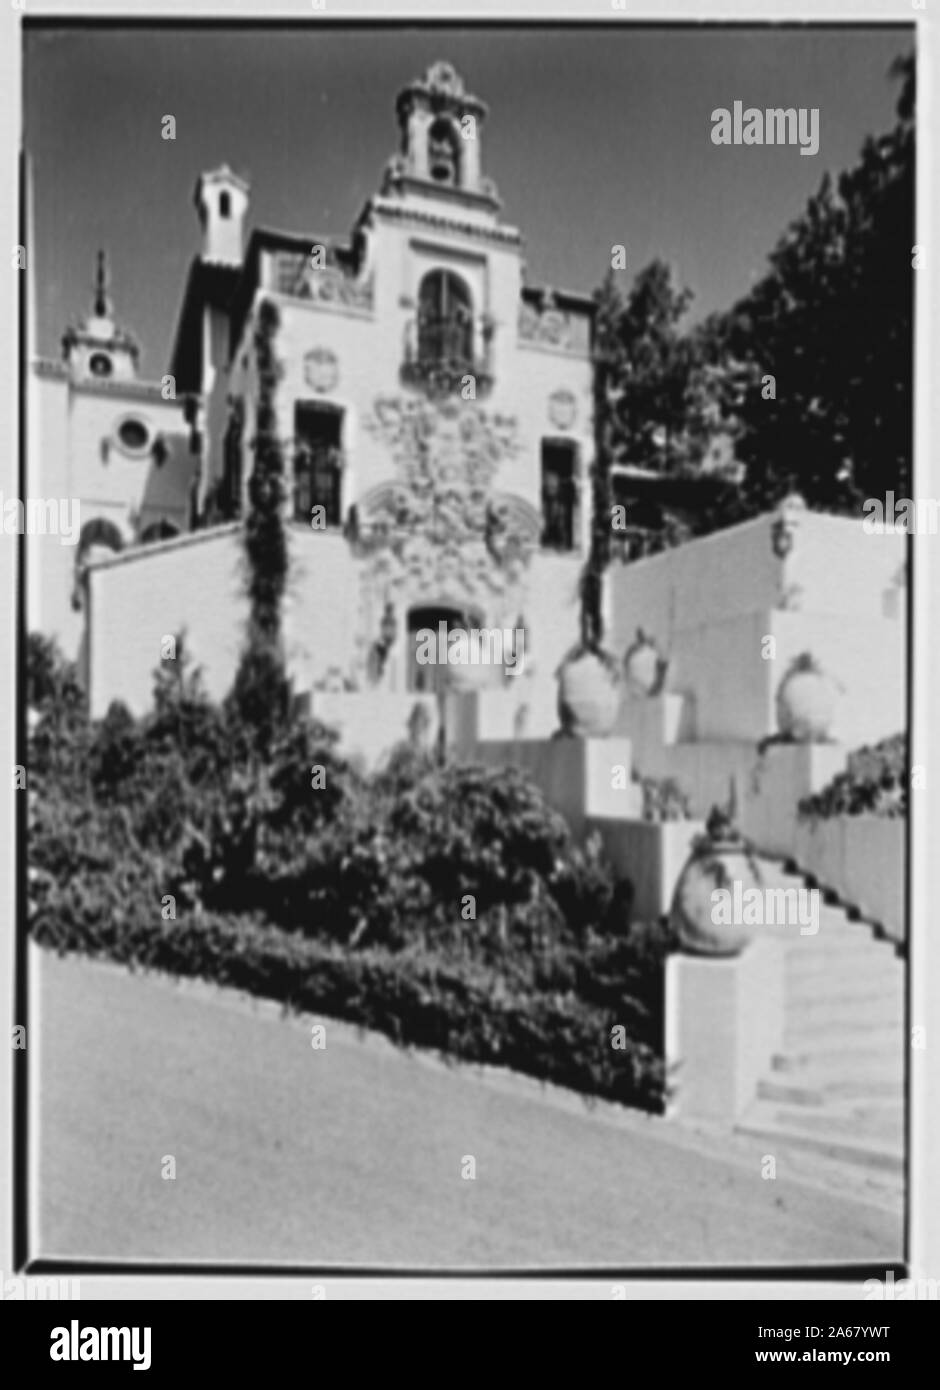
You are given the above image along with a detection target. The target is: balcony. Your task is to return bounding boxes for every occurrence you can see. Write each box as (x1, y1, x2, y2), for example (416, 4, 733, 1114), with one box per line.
(400, 311, 493, 398)
(272, 251, 374, 315)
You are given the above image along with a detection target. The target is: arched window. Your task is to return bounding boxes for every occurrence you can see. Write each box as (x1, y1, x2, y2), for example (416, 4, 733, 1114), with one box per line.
(219, 190, 231, 219)
(416, 270, 474, 368)
(428, 118, 460, 185)
(78, 518, 124, 558)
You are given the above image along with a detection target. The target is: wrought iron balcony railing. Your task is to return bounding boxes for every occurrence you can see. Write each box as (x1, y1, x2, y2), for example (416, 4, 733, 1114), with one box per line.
(401, 312, 493, 397)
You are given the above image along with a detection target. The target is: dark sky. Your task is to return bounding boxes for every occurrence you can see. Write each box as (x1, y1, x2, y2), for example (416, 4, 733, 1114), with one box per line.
(24, 24, 912, 380)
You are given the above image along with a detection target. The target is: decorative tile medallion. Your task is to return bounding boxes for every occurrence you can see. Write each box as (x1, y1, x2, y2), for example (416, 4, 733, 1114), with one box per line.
(303, 347, 339, 394)
(548, 388, 577, 431)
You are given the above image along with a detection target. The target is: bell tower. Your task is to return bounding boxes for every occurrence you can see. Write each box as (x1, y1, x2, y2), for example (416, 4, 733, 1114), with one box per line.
(61, 250, 140, 383)
(392, 62, 495, 205)
(194, 165, 249, 265)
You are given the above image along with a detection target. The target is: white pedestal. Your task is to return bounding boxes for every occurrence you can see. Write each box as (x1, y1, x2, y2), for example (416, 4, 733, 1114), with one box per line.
(665, 937, 785, 1123)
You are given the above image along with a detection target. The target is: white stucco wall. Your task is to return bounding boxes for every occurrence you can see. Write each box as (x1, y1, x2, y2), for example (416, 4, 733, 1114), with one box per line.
(265, 291, 593, 542)
(521, 550, 583, 685)
(88, 524, 362, 719)
(27, 372, 78, 653)
(66, 389, 192, 524)
(608, 511, 906, 746)
(607, 514, 781, 655)
(283, 528, 361, 689)
(246, 223, 591, 696)
(28, 363, 193, 659)
(785, 510, 907, 614)
(88, 526, 246, 716)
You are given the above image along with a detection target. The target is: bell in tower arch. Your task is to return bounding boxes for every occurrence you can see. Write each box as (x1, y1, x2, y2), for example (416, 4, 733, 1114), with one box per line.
(428, 118, 460, 186)
(391, 62, 493, 204)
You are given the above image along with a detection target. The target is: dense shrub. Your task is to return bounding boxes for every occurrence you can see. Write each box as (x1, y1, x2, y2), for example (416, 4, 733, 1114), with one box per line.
(27, 635, 670, 1111)
(797, 733, 907, 821)
(29, 641, 354, 916)
(285, 759, 618, 954)
(29, 901, 667, 1110)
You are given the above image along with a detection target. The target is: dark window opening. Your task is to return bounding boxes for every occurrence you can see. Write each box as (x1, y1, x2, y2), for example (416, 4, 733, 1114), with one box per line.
(219, 400, 244, 520)
(219, 191, 231, 219)
(294, 402, 343, 526)
(541, 440, 578, 551)
(416, 270, 473, 367)
(89, 352, 112, 378)
(117, 418, 149, 452)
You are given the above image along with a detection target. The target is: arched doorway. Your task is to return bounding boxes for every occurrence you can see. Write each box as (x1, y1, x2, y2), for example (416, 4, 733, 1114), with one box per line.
(408, 605, 462, 695)
(408, 604, 500, 694)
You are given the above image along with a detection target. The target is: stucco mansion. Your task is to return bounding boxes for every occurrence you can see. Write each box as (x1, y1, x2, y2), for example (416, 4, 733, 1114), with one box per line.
(28, 59, 903, 766)
(24, 58, 910, 1182)
(29, 62, 601, 726)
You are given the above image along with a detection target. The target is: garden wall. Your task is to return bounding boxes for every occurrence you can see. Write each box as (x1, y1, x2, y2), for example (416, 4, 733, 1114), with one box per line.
(88, 526, 356, 716)
(607, 510, 905, 747)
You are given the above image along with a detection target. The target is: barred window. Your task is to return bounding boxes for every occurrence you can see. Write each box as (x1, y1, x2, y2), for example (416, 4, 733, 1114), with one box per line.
(541, 440, 578, 551)
(294, 402, 343, 526)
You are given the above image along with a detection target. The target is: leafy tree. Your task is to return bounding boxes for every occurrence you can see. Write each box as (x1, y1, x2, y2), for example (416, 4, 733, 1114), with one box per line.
(599, 261, 719, 476)
(583, 262, 726, 640)
(719, 54, 914, 512)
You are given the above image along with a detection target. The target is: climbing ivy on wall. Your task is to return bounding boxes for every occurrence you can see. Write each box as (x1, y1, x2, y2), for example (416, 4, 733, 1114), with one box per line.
(582, 273, 624, 647)
(229, 299, 290, 745)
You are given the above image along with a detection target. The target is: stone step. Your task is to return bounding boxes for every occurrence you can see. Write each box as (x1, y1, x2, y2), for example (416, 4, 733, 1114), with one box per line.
(785, 971, 904, 1005)
(773, 1039, 901, 1078)
(786, 969, 903, 1002)
(787, 991, 903, 1031)
(774, 1030, 904, 1073)
(784, 934, 895, 967)
(758, 1063, 904, 1107)
(786, 923, 892, 949)
(784, 1017, 904, 1053)
(811, 917, 888, 940)
(736, 1100, 904, 1175)
(775, 1098, 904, 1140)
(784, 950, 901, 984)
(741, 922, 879, 952)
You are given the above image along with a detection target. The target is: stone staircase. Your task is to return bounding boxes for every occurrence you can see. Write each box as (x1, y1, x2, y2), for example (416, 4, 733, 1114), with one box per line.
(734, 859, 905, 1182)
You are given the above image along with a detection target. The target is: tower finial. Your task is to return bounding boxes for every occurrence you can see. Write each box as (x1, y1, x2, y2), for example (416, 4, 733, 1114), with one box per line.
(93, 249, 110, 318)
